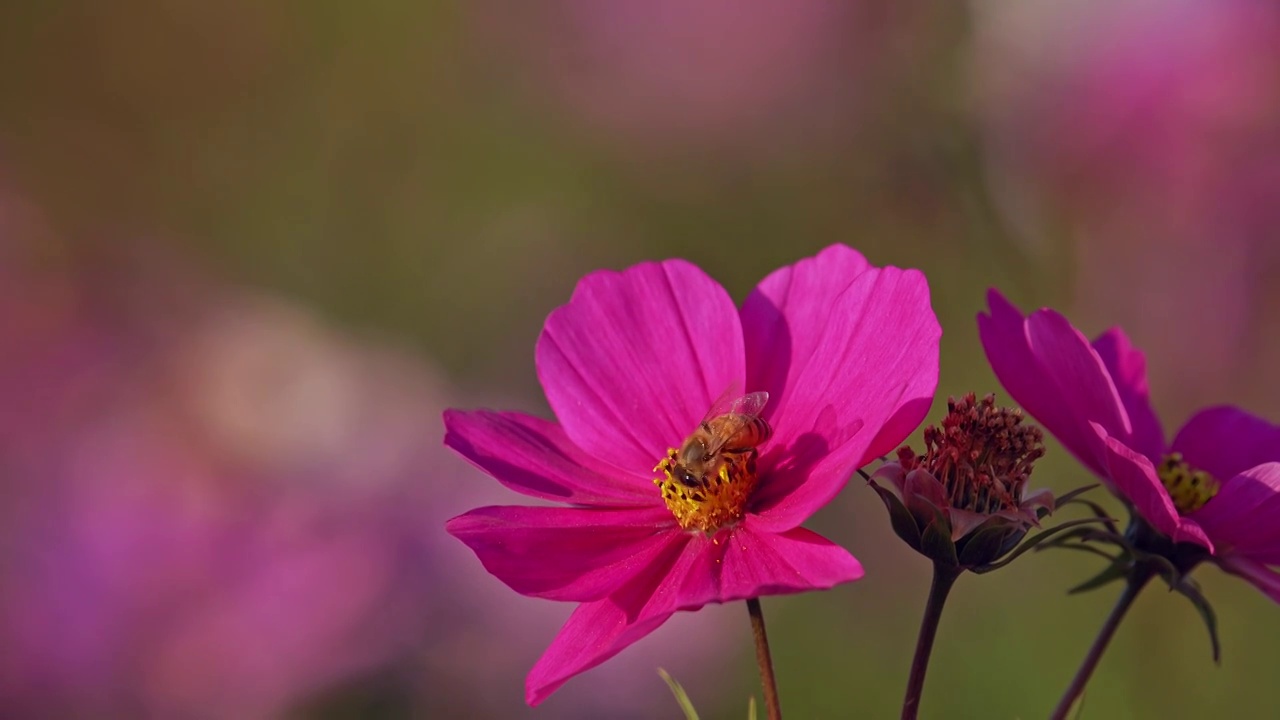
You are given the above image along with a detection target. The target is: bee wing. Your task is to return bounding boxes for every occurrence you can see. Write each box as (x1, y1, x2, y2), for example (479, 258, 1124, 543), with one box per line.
(700, 391, 770, 456)
(701, 382, 746, 424)
(726, 391, 769, 419)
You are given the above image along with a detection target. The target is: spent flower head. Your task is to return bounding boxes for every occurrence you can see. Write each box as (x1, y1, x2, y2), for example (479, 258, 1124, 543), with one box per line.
(870, 393, 1055, 570)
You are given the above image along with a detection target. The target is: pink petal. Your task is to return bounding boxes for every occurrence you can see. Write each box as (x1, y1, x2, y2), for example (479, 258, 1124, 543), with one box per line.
(1091, 328, 1167, 462)
(870, 462, 909, 499)
(1192, 463, 1280, 563)
(444, 410, 659, 506)
(611, 520, 864, 614)
(741, 244, 871, 416)
(1217, 555, 1280, 605)
(1021, 487, 1055, 514)
(682, 521, 865, 603)
(446, 505, 683, 602)
(525, 586, 679, 706)
(1172, 406, 1280, 486)
(523, 519, 862, 704)
(901, 468, 950, 528)
(536, 259, 745, 477)
(903, 468, 948, 509)
(747, 265, 940, 530)
(1092, 422, 1213, 551)
(525, 536, 713, 705)
(1026, 311, 1136, 454)
(948, 508, 994, 541)
(979, 291, 1114, 480)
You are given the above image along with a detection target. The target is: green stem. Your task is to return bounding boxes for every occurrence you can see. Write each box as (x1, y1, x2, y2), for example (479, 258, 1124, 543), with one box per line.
(747, 597, 782, 720)
(901, 563, 962, 720)
(1049, 568, 1154, 720)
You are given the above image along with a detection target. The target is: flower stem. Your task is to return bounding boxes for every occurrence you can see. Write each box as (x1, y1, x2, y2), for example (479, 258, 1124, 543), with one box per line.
(747, 597, 782, 720)
(901, 563, 961, 720)
(1049, 568, 1154, 720)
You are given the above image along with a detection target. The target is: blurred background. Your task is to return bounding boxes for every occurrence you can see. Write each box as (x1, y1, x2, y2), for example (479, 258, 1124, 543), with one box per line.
(1, 0, 1278, 717)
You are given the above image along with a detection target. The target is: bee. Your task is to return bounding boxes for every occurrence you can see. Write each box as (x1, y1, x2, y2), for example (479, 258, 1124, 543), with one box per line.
(668, 390, 772, 489)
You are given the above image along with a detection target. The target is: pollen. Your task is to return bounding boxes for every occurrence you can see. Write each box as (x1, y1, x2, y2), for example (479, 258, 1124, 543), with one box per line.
(1157, 452, 1219, 514)
(654, 449, 759, 533)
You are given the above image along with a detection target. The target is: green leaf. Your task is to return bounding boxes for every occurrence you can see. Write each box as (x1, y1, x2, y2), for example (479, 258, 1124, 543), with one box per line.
(1067, 562, 1129, 594)
(1030, 526, 1099, 550)
(1172, 580, 1222, 663)
(747, 695, 757, 720)
(1054, 483, 1101, 506)
(1057, 497, 1120, 535)
(658, 668, 701, 720)
(973, 516, 1113, 573)
(1043, 541, 1121, 564)
(1029, 520, 1111, 548)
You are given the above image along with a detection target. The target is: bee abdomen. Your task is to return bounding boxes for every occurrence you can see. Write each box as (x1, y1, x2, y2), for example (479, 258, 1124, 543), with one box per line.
(749, 417, 773, 445)
(719, 415, 772, 451)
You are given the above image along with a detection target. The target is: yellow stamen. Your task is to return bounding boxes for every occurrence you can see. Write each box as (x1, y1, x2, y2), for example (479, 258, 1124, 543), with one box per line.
(654, 449, 759, 533)
(1157, 452, 1219, 514)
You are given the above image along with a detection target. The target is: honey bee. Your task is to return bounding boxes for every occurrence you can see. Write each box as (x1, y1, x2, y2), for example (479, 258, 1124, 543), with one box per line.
(668, 390, 772, 488)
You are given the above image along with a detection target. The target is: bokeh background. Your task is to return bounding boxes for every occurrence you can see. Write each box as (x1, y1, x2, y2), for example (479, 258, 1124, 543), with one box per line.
(1, 0, 1278, 717)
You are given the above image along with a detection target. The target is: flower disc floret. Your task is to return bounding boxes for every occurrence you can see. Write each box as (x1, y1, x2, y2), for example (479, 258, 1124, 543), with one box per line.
(655, 448, 760, 532)
(1156, 453, 1219, 514)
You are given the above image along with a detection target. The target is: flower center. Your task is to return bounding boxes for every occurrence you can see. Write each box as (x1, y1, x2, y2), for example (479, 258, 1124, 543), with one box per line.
(1156, 453, 1219, 514)
(654, 448, 760, 533)
(898, 393, 1045, 515)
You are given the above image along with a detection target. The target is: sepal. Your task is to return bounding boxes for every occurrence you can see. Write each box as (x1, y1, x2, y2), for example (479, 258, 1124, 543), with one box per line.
(1171, 578, 1222, 664)
(869, 479, 924, 554)
(1067, 561, 1129, 594)
(972, 516, 1115, 575)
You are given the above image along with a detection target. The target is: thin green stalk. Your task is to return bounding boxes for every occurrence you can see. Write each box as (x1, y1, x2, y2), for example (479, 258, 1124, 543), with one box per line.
(1049, 569, 1154, 720)
(747, 598, 782, 720)
(901, 563, 962, 720)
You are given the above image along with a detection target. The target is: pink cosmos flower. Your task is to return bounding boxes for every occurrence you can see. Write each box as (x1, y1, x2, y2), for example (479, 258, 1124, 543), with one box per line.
(446, 244, 941, 705)
(978, 289, 1280, 602)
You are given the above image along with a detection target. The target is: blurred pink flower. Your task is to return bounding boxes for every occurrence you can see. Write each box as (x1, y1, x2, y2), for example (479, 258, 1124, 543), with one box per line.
(976, 0, 1280, 210)
(446, 245, 940, 704)
(0, 193, 744, 717)
(0, 283, 446, 718)
(475, 1, 905, 160)
(979, 290, 1280, 602)
(973, 0, 1280, 409)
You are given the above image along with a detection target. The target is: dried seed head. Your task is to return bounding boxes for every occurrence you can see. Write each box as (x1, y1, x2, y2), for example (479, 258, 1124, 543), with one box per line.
(897, 393, 1045, 515)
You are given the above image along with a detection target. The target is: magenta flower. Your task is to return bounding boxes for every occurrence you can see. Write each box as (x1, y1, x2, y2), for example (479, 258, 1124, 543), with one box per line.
(978, 289, 1280, 601)
(446, 245, 940, 705)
